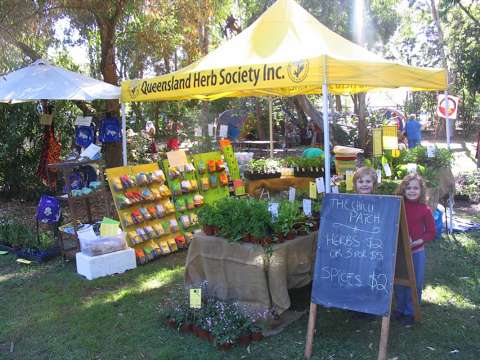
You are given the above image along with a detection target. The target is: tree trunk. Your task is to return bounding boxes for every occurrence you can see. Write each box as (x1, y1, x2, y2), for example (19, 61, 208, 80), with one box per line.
(357, 93, 367, 150)
(255, 99, 265, 140)
(96, 5, 124, 168)
(430, 0, 450, 139)
(335, 95, 342, 112)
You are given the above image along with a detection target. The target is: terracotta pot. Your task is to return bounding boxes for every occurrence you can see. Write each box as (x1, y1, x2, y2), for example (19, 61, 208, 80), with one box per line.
(251, 331, 264, 341)
(243, 234, 252, 243)
(286, 231, 296, 240)
(208, 332, 214, 343)
(251, 236, 263, 244)
(192, 324, 200, 336)
(180, 323, 193, 333)
(166, 319, 177, 328)
(197, 328, 210, 340)
(238, 334, 252, 346)
(203, 225, 214, 236)
(217, 342, 234, 351)
(275, 233, 285, 243)
(212, 226, 220, 235)
(261, 236, 272, 246)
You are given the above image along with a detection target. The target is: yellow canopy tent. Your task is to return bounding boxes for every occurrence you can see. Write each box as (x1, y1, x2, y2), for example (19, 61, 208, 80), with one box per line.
(120, 0, 447, 191)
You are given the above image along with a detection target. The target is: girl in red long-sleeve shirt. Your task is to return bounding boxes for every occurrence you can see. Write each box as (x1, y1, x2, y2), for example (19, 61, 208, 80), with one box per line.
(393, 173, 436, 326)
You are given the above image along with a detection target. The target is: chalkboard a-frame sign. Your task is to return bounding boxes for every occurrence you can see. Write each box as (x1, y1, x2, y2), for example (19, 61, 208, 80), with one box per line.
(304, 193, 421, 360)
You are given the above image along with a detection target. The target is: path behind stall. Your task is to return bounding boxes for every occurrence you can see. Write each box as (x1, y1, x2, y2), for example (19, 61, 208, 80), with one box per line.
(1, 227, 479, 359)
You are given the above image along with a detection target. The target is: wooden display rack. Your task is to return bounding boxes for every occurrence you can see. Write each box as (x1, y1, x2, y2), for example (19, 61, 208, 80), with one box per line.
(106, 163, 182, 264)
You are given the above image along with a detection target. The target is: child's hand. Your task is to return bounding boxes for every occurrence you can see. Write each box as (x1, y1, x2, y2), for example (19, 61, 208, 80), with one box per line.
(410, 239, 424, 248)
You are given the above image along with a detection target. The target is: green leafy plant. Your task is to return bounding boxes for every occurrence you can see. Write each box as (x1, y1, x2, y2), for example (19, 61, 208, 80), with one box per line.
(272, 200, 302, 237)
(246, 158, 282, 173)
(0, 217, 36, 248)
(456, 170, 480, 203)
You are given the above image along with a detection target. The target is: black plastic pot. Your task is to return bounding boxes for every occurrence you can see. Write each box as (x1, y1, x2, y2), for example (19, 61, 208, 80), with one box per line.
(16, 246, 60, 263)
(293, 167, 324, 178)
(244, 171, 281, 180)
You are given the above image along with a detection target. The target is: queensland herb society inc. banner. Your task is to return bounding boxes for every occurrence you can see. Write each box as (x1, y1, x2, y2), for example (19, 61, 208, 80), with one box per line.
(121, 58, 323, 102)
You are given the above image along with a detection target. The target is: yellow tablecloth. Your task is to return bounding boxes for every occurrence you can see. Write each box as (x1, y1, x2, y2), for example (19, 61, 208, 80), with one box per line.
(185, 231, 318, 315)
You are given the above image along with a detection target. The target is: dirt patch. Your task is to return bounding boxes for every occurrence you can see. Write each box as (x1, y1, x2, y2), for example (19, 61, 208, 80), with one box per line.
(453, 199, 480, 217)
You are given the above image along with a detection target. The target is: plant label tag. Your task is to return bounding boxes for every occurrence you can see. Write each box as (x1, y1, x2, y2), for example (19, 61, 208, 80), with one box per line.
(331, 185, 339, 194)
(427, 145, 436, 158)
(208, 123, 214, 137)
(268, 202, 279, 218)
(309, 182, 317, 199)
(75, 116, 92, 126)
(194, 126, 202, 137)
(376, 169, 382, 184)
(189, 288, 202, 308)
(407, 163, 417, 173)
(345, 170, 354, 191)
(16, 258, 32, 265)
(219, 125, 228, 138)
(316, 177, 325, 193)
(288, 187, 296, 202)
(303, 199, 312, 216)
(383, 163, 392, 177)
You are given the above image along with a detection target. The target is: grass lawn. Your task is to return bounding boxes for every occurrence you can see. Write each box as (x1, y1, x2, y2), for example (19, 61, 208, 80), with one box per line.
(0, 231, 479, 360)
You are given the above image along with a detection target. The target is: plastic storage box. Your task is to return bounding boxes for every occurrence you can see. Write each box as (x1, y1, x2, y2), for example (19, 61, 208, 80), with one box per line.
(76, 248, 136, 280)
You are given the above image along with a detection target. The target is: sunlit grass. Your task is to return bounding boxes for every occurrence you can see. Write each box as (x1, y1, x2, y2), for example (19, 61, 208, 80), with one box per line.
(0, 233, 479, 359)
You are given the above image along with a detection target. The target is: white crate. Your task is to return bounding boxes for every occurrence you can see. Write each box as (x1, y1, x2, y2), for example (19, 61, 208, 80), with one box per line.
(76, 248, 136, 280)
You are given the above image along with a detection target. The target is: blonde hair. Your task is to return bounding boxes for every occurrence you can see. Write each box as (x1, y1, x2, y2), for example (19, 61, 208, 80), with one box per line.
(395, 173, 427, 204)
(353, 167, 378, 193)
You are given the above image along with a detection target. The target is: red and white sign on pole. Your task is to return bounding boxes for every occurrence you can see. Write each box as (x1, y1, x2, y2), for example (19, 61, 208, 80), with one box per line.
(437, 94, 460, 119)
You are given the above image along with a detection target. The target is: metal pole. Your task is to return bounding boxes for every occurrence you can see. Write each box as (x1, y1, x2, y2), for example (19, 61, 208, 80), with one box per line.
(323, 84, 330, 193)
(121, 103, 127, 166)
(322, 56, 331, 193)
(444, 90, 454, 232)
(269, 97, 273, 158)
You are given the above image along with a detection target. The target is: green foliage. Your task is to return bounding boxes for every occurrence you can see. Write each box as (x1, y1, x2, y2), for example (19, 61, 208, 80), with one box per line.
(283, 156, 324, 169)
(0, 101, 78, 200)
(456, 170, 480, 203)
(246, 158, 282, 173)
(272, 200, 303, 237)
(0, 217, 35, 248)
(376, 179, 401, 195)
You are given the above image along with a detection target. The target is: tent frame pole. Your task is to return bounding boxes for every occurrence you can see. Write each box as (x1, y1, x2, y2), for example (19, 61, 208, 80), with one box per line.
(444, 89, 453, 233)
(269, 97, 274, 158)
(121, 103, 127, 166)
(322, 57, 331, 193)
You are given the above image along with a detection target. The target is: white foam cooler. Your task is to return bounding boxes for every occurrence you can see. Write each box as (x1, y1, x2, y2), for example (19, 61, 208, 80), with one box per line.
(76, 248, 136, 280)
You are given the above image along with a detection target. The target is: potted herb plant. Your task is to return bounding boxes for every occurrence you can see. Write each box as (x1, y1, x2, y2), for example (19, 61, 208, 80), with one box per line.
(244, 158, 282, 180)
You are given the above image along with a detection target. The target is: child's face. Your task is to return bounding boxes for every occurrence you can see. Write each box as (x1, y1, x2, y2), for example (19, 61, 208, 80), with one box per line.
(356, 175, 374, 194)
(405, 179, 421, 201)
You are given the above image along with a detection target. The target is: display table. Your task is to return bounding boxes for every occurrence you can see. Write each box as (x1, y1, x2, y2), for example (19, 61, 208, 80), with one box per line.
(185, 231, 318, 315)
(247, 176, 313, 197)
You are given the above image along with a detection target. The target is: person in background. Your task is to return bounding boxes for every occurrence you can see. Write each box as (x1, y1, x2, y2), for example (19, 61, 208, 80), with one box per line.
(404, 114, 422, 148)
(353, 166, 378, 194)
(393, 173, 435, 326)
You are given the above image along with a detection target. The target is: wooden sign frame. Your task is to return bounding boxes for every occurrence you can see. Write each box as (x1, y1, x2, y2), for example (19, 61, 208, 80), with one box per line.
(305, 198, 421, 360)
